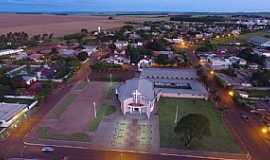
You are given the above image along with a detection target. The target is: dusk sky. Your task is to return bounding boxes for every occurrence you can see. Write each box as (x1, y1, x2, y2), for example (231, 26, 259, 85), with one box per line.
(0, 0, 270, 12)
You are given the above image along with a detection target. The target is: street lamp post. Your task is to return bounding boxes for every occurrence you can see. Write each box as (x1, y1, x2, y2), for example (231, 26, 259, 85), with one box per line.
(93, 101, 97, 118)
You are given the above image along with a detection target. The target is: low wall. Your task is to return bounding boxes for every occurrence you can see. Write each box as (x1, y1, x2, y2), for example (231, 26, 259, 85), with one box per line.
(4, 95, 35, 99)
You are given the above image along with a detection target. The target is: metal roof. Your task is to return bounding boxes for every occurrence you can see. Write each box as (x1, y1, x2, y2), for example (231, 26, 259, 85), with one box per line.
(140, 68, 198, 80)
(118, 78, 155, 102)
(249, 36, 270, 45)
(0, 103, 27, 122)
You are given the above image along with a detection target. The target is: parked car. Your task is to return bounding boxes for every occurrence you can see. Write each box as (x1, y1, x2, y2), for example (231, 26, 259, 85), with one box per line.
(240, 113, 249, 121)
(41, 147, 55, 152)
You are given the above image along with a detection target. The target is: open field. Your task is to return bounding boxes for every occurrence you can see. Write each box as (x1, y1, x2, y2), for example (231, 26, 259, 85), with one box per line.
(0, 14, 168, 36)
(158, 98, 241, 153)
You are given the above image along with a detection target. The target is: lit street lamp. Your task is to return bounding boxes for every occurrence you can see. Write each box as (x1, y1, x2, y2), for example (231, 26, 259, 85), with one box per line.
(228, 90, 235, 97)
(262, 127, 268, 134)
(93, 101, 97, 118)
(210, 70, 215, 75)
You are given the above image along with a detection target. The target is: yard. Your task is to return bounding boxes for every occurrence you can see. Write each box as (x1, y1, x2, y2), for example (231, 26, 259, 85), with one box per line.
(158, 98, 241, 153)
(89, 83, 117, 131)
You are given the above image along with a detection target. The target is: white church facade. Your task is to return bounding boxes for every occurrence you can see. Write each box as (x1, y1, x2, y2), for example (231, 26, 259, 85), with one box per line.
(117, 78, 156, 119)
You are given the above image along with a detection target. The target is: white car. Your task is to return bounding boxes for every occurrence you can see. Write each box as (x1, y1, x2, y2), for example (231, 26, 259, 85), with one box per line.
(41, 147, 55, 152)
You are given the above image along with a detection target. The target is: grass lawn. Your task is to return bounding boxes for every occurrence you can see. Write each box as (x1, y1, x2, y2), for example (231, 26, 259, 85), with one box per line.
(38, 127, 89, 142)
(89, 83, 117, 131)
(247, 90, 270, 98)
(211, 36, 238, 45)
(158, 98, 241, 153)
(49, 93, 78, 119)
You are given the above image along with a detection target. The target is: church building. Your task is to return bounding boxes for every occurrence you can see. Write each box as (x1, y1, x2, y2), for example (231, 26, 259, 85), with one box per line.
(116, 78, 156, 119)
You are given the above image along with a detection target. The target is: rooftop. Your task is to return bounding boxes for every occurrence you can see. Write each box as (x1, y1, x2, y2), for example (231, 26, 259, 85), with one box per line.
(0, 103, 27, 122)
(140, 68, 198, 79)
(118, 78, 155, 102)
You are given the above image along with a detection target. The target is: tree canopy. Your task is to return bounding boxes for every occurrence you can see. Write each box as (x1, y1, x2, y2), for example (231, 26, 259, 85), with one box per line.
(175, 113, 211, 148)
(77, 51, 88, 61)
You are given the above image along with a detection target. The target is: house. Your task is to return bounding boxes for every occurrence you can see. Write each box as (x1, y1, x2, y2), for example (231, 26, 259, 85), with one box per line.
(228, 56, 247, 66)
(137, 58, 152, 71)
(103, 55, 130, 65)
(114, 41, 129, 49)
(207, 56, 232, 70)
(29, 53, 44, 63)
(0, 103, 27, 128)
(153, 51, 174, 59)
(249, 63, 259, 70)
(253, 48, 270, 57)
(82, 45, 97, 56)
(0, 49, 24, 57)
(264, 58, 270, 70)
(59, 49, 78, 57)
(248, 36, 270, 48)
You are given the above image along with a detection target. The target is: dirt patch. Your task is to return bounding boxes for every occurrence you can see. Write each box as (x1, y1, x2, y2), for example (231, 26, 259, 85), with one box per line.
(39, 81, 108, 136)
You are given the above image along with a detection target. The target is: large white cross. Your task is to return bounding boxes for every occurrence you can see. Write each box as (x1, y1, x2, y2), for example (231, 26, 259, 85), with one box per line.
(133, 89, 141, 104)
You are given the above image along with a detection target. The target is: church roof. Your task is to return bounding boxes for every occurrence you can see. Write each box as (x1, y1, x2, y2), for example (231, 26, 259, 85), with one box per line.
(140, 68, 198, 80)
(118, 78, 155, 102)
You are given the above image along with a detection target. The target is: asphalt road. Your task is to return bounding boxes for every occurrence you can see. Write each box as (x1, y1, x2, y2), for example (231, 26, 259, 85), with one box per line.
(10, 145, 243, 160)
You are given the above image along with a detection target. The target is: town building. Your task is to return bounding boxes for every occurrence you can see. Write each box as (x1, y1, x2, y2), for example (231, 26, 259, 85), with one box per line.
(207, 56, 232, 70)
(248, 36, 270, 48)
(117, 78, 155, 119)
(0, 103, 27, 128)
(117, 68, 208, 118)
(0, 49, 24, 57)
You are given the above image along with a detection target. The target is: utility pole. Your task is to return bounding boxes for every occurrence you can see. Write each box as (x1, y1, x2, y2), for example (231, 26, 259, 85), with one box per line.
(93, 101, 97, 118)
(174, 104, 179, 124)
(109, 73, 112, 87)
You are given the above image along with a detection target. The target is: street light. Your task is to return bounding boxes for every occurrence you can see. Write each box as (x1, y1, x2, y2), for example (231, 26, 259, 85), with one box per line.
(261, 127, 268, 134)
(210, 70, 215, 75)
(228, 90, 235, 97)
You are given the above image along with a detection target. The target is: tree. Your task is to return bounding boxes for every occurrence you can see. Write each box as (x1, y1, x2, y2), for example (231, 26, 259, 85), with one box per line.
(77, 51, 88, 61)
(127, 45, 141, 64)
(81, 28, 88, 34)
(175, 114, 211, 148)
(251, 70, 270, 87)
(197, 40, 216, 52)
(145, 39, 167, 51)
(0, 84, 10, 101)
(37, 80, 54, 101)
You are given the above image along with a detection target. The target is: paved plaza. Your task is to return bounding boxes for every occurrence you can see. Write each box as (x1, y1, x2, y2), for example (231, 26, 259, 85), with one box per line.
(92, 112, 160, 152)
